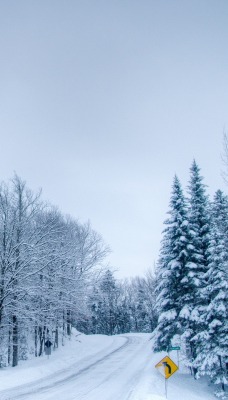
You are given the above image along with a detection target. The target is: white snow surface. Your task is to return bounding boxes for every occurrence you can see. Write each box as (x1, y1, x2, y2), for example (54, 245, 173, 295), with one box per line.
(0, 331, 216, 400)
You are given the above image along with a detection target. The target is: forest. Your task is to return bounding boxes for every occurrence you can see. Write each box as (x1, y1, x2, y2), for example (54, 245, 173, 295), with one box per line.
(0, 159, 227, 398)
(0, 174, 156, 369)
(153, 160, 227, 398)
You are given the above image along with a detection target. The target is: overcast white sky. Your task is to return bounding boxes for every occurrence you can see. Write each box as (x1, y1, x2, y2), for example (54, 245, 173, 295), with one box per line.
(0, 1, 227, 278)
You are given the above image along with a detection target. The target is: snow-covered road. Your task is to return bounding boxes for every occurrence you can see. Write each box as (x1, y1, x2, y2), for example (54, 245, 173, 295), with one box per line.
(0, 332, 216, 400)
(0, 334, 152, 400)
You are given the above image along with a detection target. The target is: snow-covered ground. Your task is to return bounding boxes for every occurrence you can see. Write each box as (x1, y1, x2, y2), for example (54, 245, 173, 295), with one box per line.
(0, 331, 217, 400)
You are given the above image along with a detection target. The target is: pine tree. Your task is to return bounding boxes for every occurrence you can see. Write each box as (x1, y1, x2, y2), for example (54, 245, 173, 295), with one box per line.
(195, 190, 228, 395)
(115, 281, 132, 334)
(154, 175, 190, 351)
(179, 160, 211, 374)
(95, 270, 118, 335)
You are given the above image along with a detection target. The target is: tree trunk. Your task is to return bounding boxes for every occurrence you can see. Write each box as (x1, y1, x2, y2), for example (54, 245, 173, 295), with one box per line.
(190, 342, 197, 378)
(12, 315, 18, 367)
(62, 311, 65, 345)
(8, 328, 11, 366)
(54, 327, 58, 348)
(38, 326, 46, 356)
(34, 325, 38, 357)
(67, 310, 71, 336)
(219, 355, 225, 392)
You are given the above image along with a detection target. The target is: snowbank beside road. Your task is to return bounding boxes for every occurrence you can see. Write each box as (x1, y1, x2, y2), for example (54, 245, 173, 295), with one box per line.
(0, 330, 123, 391)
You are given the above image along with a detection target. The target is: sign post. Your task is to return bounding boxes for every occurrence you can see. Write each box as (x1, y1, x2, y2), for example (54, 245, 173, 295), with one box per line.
(44, 339, 52, 359)
(165, 375, 167, 399)
(168, 346, 180, 368)
(155, 355, 178, 398)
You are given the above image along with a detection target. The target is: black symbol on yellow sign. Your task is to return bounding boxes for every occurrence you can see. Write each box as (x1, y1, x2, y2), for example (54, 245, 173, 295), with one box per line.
(155, 356, 178, 379)
(162, 361, 171, 374)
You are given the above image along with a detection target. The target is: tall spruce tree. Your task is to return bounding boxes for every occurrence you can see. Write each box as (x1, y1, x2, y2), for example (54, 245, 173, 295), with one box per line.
(154, 175, 190, 351)
(194, 190, 228, 395)
(179, 160, 211, 373)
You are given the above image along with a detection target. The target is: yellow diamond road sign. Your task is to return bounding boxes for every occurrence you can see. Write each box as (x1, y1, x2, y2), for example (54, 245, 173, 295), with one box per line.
(155, 355, 178, 379)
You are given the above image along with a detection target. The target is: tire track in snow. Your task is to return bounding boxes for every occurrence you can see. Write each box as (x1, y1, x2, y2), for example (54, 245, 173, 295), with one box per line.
(0, 336, 133, 400)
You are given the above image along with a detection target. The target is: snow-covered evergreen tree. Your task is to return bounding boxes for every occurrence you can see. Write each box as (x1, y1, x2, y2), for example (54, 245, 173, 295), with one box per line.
(194, 190, 228, 395)
(153, 162, 227, 394)
(153, 175, 190, 351)
(179, 160, 211, 374)
(93, 270, 119, 335)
